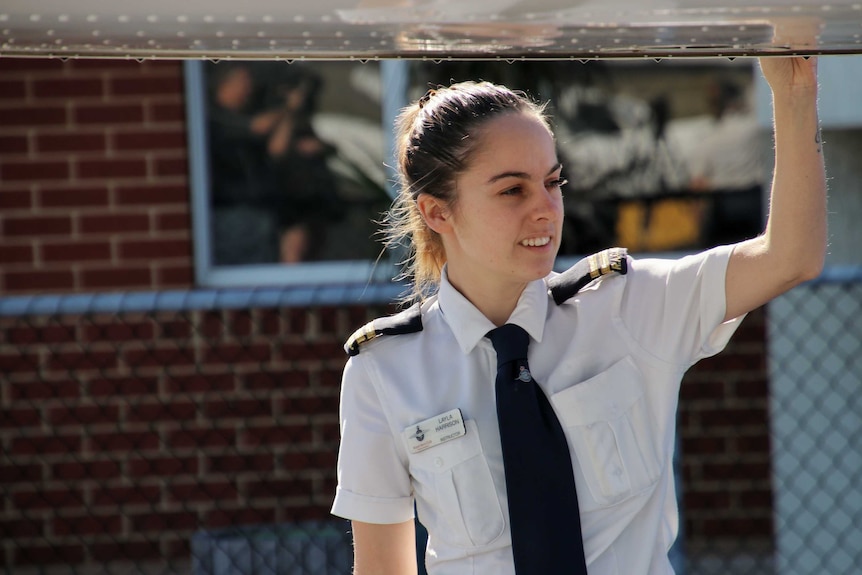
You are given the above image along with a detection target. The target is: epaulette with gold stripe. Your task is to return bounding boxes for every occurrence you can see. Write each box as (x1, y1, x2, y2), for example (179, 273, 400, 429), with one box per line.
(547, 247, 628, 305)
(344, 302, 423, 356)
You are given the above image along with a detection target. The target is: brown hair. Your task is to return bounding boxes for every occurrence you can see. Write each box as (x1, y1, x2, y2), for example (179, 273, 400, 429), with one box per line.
(383, 81, 550, 302)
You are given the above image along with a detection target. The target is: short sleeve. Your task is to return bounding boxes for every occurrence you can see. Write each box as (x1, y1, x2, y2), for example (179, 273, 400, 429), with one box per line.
(619, 244, 745, 365)
(331, 354, 415, 524)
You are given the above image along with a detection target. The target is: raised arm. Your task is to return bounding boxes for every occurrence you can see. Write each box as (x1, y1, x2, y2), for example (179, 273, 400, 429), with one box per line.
(352, 519, 418, 575)
(724, 56, 826, 322)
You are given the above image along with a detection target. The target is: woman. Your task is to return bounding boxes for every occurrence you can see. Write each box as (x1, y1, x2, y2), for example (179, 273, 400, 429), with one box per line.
(331, 57, 825, 574)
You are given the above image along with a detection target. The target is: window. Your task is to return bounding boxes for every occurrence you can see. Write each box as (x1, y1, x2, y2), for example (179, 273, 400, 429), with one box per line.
(185, 59, 406, 288)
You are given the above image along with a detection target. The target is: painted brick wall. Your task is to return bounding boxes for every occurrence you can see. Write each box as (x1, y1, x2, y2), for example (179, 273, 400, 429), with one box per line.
(0, 57, 774, 568)
(0, 58, 192, 293)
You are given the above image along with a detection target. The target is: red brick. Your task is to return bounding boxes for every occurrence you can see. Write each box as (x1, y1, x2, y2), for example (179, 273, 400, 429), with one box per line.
(154, 210, 191, 231)
(153, 156, 188, 177)
(283, 451, 337, 470)
(684, 490, 731, 510)
(8, 323, 77, 344)
(83, 321, 155, 342)
(53, 514, 122, 536)
(0, 106, 67, 127)
(39, 186, 109, 208)
(204, 398, 272, 419)
(80, 213, 149, 234)
(47, 350, 119, 372)
(207, 454, 274, 474)
(42, 241, 111, 263)
(156, 264, 193, 286)
(88, 376, 157, 397)
(89, 431, 159, 453)
(0, 245, 34, 265)
(124, 345, 195, 368)
(49, 404, 120, 426)
(243, 370, 309, 390)
(74, 103, 144, 125)
(246, 478, 314, 499)
(0, 518, 43, 538)
(127, 400, 197, 423)
(0, 407, 41, 428)
(77, 158, 147, 179)
(150, 102, 185, 122)
(114, 129, 185, 151)
(115, 183, 188, 205)
(158, 318, 192, 338)
(0, 463, 42, 483)
(4, 270, 75, 292)
(12, 487, 84, 510)
(0, 135, 29, 154)
(1, 160, 70, 181)
(13, 543, 85, 565)
(91, 540, 161, 562)
(167, 427, 236, 450)
(0, 79, 27, 99)
(165, 373, 235, 394)
(168, 480, 238, 503)
(241, 424, 313, 448)
(204, 508, 275, 529)
(127, 456, 198, 477)
(228, 311, 253, 337)
(91, 484, 161, 506)
(110, 76, 183, 97)
(36, 132, 106, 153)
(203, 343, 272, 365)
(81, 267, 152, 289)
(130, 511, 198, 532)
(52, 460, 121, 480)
(700, 407, 768, 428)
(0, 189, 32, 209)
(282, 395, 339, 415)
(0, 351, 43, 375)
(681, 435, 728, 455)
(701, 461, 770, 481)
(4, 215, 72, 237)
(118, 238, 191, 260)
(318, 369, 343, 388)
(9, 379, 80, 400)
(33, 78, 104, 99)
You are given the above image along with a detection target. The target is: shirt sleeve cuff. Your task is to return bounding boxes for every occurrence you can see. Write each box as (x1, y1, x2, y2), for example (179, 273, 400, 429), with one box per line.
(700, 243, 746, 358)
(331, 486, 415, 525)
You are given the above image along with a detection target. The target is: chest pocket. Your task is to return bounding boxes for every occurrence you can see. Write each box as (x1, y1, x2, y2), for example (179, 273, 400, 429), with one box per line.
(551, 357, 663, 510)
(406, 419, 505, 549)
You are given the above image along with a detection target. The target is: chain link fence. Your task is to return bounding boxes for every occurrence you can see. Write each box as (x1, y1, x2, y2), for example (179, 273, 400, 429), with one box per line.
(1, 271, 860, 575)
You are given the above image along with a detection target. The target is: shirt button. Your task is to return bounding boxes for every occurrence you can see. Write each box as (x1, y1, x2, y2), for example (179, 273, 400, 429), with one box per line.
(613, 467, 623, 477)
(434, 457, 444, 468)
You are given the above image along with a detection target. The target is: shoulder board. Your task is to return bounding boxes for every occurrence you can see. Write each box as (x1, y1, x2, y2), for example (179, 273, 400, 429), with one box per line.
(547, 247, 628, 305)
(344, 302, 423, 356)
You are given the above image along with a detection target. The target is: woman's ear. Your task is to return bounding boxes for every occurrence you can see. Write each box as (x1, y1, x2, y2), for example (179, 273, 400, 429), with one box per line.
(416, 193, 453, 235)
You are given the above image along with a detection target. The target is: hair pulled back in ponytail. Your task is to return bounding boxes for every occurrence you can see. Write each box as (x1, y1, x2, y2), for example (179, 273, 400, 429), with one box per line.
(382, 81, 549, 302)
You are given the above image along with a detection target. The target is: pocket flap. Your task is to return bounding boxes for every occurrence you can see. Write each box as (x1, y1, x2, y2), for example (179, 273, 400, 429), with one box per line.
(552, 357, 644, 426)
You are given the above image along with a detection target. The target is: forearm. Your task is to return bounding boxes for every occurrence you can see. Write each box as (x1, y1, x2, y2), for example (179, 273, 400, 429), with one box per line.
(352, 519, 418, 575)
(764, 84, 827, 280)
(724, 57, 827, 321)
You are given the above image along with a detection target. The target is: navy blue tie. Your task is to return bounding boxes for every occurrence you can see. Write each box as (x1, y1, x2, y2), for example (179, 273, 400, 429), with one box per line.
(487, 323, 588, 575)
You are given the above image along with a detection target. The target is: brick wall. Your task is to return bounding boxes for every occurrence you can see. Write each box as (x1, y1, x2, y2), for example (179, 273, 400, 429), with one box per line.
(0, 57, 774, 569)
(0, 58, 192, 294)
(0, 304, 380, 567)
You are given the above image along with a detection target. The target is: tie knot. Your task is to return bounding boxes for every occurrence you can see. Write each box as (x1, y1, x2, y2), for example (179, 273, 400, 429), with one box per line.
(487, 323, 530, 365)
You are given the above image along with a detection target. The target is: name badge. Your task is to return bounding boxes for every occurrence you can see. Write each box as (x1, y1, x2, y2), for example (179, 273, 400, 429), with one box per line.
(403, 408, 466, 454)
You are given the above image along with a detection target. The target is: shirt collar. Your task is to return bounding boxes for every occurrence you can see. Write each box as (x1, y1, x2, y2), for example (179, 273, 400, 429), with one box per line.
(437, 265, 549, 355)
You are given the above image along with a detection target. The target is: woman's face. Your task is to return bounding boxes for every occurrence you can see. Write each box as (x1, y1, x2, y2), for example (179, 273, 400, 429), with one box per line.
(441, 111, 565, 296)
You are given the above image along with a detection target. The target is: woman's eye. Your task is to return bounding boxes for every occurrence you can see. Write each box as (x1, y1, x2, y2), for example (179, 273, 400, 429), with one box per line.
(548, 178, 568, 189)
(501, 186, 522, 196)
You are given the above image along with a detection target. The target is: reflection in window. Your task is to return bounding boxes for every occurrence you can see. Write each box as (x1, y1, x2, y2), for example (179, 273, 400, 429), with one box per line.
(408, 60, 763, 255)
(204, 61, 391, 267)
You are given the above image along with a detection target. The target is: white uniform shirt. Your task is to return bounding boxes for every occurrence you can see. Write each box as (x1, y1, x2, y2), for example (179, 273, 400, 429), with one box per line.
(332, 245, 744, 575)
